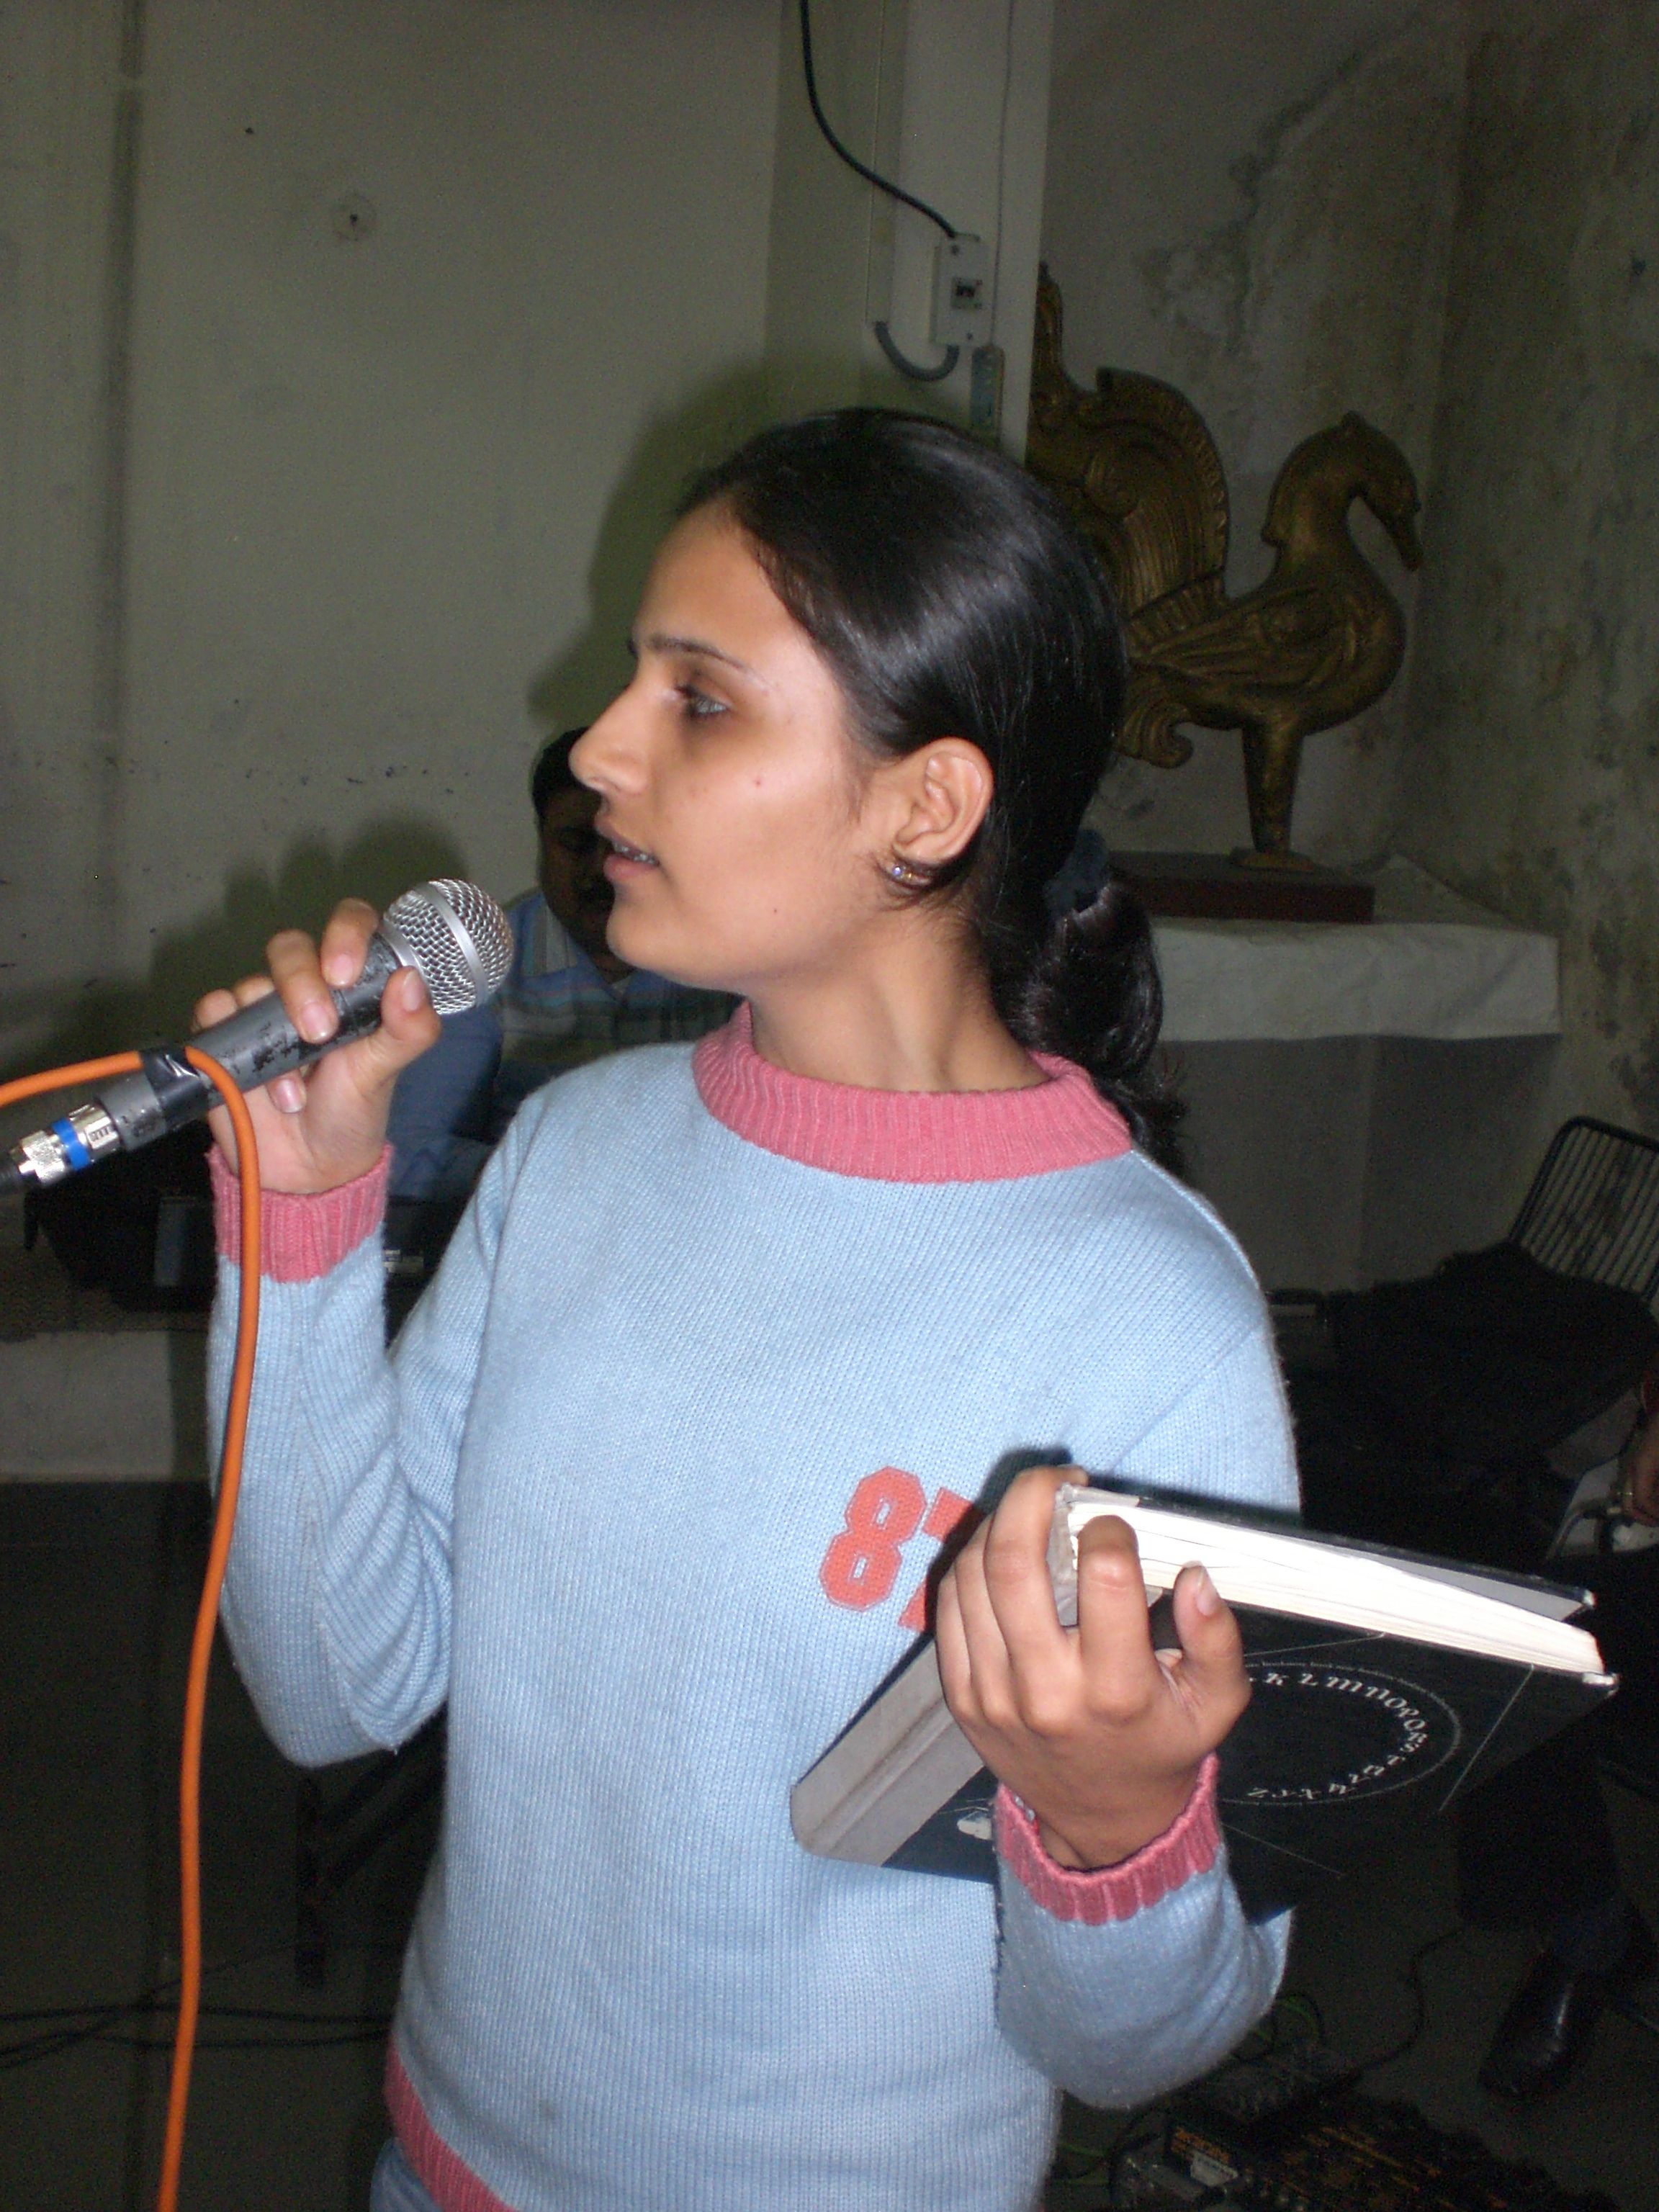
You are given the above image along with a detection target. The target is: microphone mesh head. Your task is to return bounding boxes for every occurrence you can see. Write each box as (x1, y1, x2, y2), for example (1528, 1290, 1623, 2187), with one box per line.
(382, 879, 515, 1014)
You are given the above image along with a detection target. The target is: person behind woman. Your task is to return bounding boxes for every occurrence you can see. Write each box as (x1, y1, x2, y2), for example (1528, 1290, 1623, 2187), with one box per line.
(199, 411, 1298, 2212)
(1459, 1395, 1659, 2099)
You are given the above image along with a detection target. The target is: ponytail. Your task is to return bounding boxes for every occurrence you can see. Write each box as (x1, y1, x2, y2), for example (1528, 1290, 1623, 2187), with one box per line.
(1012, 876, 1186, 1172)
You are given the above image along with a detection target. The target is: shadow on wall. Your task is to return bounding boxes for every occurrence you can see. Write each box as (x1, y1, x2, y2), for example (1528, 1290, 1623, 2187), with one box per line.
(4, 354, 868, 1116)
(524, 356, 855, 734)
(0, 817, 467, 1116)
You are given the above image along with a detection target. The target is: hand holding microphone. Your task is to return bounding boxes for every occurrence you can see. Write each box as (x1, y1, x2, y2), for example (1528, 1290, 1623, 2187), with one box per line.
(194, 896, 440, 1194)
(4, 879, 514, 1200)
(194, 881, 513, 1194)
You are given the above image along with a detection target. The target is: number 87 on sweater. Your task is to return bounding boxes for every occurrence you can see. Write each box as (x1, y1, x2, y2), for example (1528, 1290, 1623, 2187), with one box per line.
(819, 1469, 982, 1635)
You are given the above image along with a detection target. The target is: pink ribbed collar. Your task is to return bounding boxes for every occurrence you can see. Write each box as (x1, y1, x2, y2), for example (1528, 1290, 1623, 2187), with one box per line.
(691, 1005, 1132, 1183)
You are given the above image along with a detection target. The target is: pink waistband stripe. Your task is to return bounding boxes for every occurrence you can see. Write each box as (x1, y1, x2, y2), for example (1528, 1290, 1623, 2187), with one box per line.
(386, 2045, 516, 2212)
(210, 1145, 390, 1282)
(693, 1007, 1132, 1182)
(994, 1757, 1222, 1925)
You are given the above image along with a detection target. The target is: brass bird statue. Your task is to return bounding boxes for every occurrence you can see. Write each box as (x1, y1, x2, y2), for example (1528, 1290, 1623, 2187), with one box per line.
(1027, 267, 1422, 866)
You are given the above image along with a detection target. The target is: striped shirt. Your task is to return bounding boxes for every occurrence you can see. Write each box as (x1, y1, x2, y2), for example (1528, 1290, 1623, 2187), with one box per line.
(386, 891, 734, 1200)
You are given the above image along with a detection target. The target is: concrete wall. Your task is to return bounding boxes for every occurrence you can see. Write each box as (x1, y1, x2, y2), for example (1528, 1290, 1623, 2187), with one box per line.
(0, 1, 127, 1062)
(1395, 0, 1659, 1144)
(1040, 0, 1465, 866)
(112, 0, 782, 1037)
(1, 0, 1059, 1100)
(4, 0, 786, 1074)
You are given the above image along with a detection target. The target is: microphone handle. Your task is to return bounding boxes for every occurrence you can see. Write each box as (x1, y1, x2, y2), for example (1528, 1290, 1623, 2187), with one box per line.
(4, 871, 519, 1195)
(97, 933, 405, 1151)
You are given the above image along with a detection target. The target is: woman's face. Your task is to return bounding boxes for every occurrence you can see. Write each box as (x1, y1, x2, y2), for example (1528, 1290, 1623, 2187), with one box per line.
(570, 507, 902, 996)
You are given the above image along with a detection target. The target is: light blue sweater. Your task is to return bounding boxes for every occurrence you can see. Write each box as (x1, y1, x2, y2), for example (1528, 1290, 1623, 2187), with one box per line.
(210, 1022, 1297, 2211)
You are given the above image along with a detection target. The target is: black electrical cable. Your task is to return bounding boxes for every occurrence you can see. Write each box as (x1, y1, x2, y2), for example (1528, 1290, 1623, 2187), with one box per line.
(0, 2010, 393, 2071)
(1357, 1924, 1463, 2074)
(798, 0, 956, 239)
(797, 0, 966, 384)
(0, 1942, 395, 2072)
(79, 2023, 391, 2055)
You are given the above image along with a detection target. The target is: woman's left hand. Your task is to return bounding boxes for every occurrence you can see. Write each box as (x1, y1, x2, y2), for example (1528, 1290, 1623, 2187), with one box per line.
(935, 1465, 1250, 1870)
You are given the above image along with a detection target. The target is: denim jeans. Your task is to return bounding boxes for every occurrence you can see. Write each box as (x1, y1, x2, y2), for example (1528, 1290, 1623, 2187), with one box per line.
(370, 2138, 443, 2212)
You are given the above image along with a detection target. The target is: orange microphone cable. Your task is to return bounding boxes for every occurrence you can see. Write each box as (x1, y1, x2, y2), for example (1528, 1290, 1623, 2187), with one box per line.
(0, 1055, 150, 1115)
(0, 1050, 262, 2212)
(156, 1048, 261, 2212)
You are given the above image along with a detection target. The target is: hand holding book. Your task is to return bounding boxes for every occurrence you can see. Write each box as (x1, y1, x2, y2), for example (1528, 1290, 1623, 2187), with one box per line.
(793, 1478, 1613, 1916)
(935, 1465, 1249, 1870)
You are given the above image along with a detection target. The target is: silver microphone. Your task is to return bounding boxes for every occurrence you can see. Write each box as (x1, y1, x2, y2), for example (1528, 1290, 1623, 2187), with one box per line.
(4, 878, 514, 1192)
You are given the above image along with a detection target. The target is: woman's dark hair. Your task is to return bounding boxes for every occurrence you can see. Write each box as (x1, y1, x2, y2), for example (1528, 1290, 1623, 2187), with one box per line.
(681, 409, 1184, 1169)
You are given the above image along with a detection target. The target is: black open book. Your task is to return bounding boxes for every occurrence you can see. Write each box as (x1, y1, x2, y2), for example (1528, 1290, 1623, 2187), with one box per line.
(790, 1483, 1615, 1918)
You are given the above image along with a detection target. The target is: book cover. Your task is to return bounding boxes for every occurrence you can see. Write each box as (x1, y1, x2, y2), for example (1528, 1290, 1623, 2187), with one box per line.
(791, 1498, 1615, 1918)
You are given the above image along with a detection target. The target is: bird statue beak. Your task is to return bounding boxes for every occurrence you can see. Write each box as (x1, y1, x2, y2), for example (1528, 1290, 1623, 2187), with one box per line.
(1386, 508, 1424, 571)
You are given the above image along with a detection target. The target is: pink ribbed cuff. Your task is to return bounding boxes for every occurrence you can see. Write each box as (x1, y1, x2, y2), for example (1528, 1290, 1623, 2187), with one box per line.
(994, 1756, 1221, 1925)
(210, 1145, 390, 1282)
(692, 1004, 1131, 1182)
(387, 2044, 515, 2212)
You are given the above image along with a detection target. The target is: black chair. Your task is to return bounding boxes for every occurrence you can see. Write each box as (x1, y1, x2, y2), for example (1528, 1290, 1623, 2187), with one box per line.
(1279, 1115, 1659, 1813)
(1508, 1115, 1659, 1305)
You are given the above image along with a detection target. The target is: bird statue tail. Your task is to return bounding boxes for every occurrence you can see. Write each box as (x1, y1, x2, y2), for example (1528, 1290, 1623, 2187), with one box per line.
(1118, 670, 1195, 770)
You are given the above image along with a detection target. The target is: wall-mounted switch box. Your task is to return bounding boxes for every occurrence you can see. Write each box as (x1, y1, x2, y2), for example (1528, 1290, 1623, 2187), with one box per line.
(931, 235, 989, 349)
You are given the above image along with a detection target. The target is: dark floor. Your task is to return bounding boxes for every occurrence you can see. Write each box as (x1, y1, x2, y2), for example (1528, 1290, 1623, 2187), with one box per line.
(1, 1484, 1655, 2211)
(0, 1485, 421, 2211)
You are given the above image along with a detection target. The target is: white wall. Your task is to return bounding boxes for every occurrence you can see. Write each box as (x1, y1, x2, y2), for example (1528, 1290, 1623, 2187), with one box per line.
(112, 0, 781, 1025)
(1, 0, 784, 1072)
(763, 0, 891, 421)
(0, 1, 127, 1058)
(1, 0, 1061, 1083)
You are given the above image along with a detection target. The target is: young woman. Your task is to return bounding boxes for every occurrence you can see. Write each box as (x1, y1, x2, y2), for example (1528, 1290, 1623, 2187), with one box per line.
(200, 411, 1298, 2212)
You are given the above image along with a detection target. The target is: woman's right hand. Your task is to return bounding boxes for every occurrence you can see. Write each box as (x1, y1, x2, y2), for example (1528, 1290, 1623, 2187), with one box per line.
(193, 898, 443, 1194)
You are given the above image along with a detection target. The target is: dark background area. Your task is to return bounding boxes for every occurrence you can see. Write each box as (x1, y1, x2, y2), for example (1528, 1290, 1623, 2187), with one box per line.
(1, 1482, 1654, 2211)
